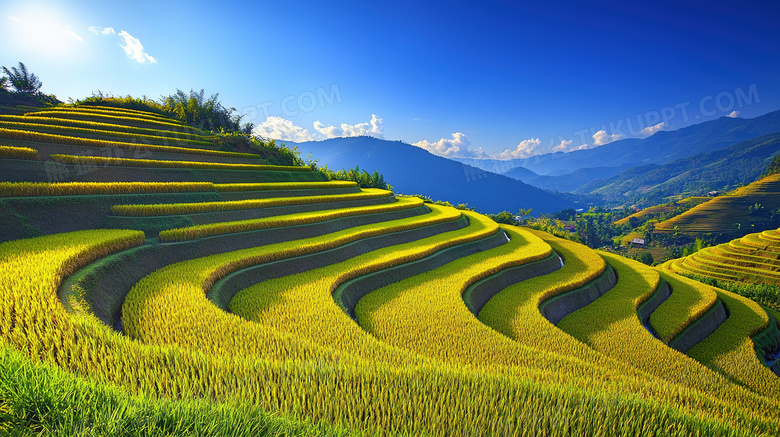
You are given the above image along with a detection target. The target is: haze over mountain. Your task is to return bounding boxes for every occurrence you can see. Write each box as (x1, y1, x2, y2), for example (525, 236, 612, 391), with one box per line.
(292, 137, 579, 215)
(454, 109, 780, 192)
(579, 132, 780, 206)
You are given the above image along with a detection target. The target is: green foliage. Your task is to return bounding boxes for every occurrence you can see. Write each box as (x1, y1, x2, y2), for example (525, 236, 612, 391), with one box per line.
(762, 154, 780, 177)
(637, 251, 654, 265)
(76, 90, 244, 134)
(684, 274, 780, 311)
(487, 209, 532, 226)
(74, 93, 169, 116)
(319, 165, 389, 189)
(488, 211, 519, 225)
(551, 208, 575, 221)
(160, 88, 242, 132)
(1, 62, 42, 94)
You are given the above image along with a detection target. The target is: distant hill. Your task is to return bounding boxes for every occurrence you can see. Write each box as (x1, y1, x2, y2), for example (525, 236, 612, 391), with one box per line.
(655, 172, 780, 236)
(516, 164, 635, 193)
(501, 166, 539, 183)
(293, 136, 578, 214)
(455, 109, 780, 191)
(579, 133, 780, 205)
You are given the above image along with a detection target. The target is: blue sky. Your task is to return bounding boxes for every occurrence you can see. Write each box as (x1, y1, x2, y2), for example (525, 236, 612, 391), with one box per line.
(2, 0, 779, 159)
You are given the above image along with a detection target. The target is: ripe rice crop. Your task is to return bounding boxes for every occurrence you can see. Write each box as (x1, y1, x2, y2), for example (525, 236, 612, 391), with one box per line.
(159, 196, 424, 242)
(651, 270, 719, 343)
(557, 253, 777, 416)
(479, 229, 607, 358)
(58, 105, 175, 122)
(28, 109, 201, 132)
(126, 205, 467, 367)
(111, 188, 393, 216)
(687, 289, 780, 399)
(0, 181, 213, 197)
(0, 128, 256, 159)
(0, 145, 37, 160)
(3, 114, 210, 140)
(230, 208, 506, 364)
(2, 225, 777, 435)
(354, 225, 607, 370)
(214, 181, 357, 192)
(614, 196, 710, 227)
(0, 120, 213, 146)
(50, 154, 312, 172)
(667, 228, 780, 286)
(656, 174, 780, 234)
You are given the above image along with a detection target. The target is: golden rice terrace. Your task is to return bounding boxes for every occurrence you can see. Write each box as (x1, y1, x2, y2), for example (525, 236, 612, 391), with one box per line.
(0, 104, 778, 436)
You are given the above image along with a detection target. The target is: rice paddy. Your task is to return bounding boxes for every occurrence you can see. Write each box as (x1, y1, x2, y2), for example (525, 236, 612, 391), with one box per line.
(2, 103, 778, 436)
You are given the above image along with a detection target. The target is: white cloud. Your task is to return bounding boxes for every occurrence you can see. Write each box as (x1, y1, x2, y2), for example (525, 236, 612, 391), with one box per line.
(89, 26, 115, 35)
(64, 25, 84, 43)
(313, 114, 383, 138)
(118, 30, 156, 63)
(90, 26, 156, 63)
(253, 117, 316, 142)
(640, 122, 666, 137)
(551, 139, 573, 153)
(728, 110, 741, 118)
(498, 138, 543, 159)
(592, 129, 624, 146)
(412, 132, 487, 158)
(7, 15, 21, 22)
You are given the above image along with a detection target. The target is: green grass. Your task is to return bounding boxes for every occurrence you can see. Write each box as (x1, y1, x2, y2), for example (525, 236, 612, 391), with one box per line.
(0, 345, 351, 437)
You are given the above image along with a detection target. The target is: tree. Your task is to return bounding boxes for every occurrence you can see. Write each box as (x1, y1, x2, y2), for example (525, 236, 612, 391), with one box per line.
(1, 62, 42, 94)
(489, 211, 519, 225)
(0, 76, 8, 92)
(638, 251, 654, 265)
(160, 88, 240, 132)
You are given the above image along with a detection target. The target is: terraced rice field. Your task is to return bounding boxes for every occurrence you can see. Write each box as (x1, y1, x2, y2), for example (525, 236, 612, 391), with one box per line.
(656, 173, 780, 234)
(614, 196, 710, 227)
(1, 104, 779, 436)
(665, 227, 780, 285)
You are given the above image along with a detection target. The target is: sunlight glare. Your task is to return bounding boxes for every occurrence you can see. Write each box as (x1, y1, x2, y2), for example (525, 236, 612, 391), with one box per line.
(4, 5, 85, 60)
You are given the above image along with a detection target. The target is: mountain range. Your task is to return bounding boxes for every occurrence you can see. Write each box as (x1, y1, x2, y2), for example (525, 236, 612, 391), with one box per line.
(291, 109, 780, 214)
(456, 110, 780, 193)
(291, 137, 580, 215)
